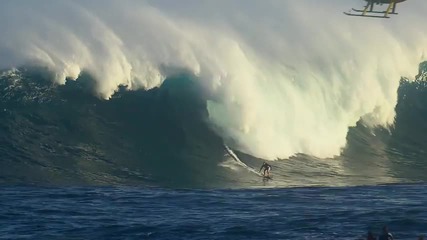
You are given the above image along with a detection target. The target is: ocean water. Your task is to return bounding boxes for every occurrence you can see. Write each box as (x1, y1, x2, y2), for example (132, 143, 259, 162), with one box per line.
(1, 67, 427, 189)
(1, 1, 427, 239)
(1, 184, 426, 239)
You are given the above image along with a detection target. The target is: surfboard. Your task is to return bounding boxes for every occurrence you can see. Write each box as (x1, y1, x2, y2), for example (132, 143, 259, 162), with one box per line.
(262, 175, 272, 180)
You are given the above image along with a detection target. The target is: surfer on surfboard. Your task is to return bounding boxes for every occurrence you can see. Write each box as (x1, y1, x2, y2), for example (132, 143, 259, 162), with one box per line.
(259, 162, 272, 178)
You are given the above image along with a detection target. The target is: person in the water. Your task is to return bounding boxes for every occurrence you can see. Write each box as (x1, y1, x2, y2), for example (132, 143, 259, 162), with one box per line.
(378, 226, 394, 240)
(259, 162, 271, 177)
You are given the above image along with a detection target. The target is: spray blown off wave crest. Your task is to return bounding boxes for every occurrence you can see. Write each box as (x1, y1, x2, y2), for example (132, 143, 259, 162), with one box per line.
(1, 0, 426, 159)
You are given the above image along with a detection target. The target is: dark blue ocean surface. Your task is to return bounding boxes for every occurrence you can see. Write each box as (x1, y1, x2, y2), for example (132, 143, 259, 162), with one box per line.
(1, 184, 426, 239)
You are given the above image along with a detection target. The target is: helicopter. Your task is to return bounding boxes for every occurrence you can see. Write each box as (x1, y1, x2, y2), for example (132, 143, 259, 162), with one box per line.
(344, 0, 408, 18)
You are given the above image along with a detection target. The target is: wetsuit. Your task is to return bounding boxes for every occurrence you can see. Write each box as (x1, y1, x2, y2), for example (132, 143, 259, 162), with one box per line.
(260, 163, 271, 176)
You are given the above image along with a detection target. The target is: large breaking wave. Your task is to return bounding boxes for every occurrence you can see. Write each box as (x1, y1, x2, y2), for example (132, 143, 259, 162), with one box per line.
(0, 63, 426, 187)
(0, 0, 426, 187)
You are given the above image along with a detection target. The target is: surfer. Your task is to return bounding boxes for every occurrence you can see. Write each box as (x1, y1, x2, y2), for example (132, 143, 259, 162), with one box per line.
(259, 162, 272, 177)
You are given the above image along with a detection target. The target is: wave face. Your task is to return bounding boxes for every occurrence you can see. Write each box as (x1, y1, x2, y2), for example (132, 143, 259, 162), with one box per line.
(0, 64, 427, 188)
(0, 1, 427, 187)
(0, 69, 228, 187)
